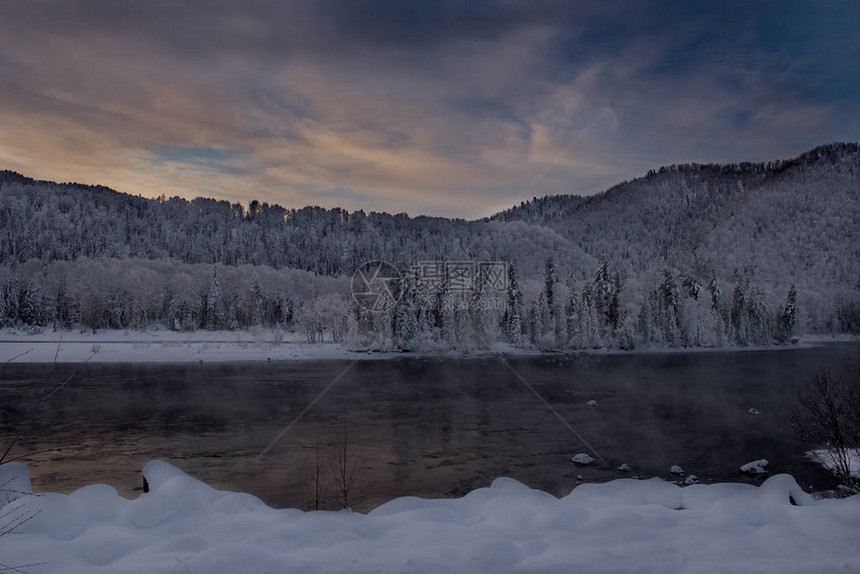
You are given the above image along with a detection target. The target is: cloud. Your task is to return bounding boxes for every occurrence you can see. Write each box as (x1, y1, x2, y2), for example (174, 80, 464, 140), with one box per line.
(0, 1, 857, 218)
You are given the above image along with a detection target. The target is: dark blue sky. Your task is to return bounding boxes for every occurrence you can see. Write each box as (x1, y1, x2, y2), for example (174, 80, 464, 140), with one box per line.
(0, 0, 857, 217)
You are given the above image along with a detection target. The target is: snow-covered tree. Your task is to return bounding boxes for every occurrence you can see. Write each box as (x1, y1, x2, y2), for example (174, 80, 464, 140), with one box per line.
(708, 273, 721, 310)
(656, 269, 682, 346)
(544, 256, 557, 312)
(731, 279, 750, 345)
(747, 287, 771, 345)
(776, 284, 798, 343)
(563, 277, 579, 348)
(504, 262, 523, 345)
(393, 267, 419, 350)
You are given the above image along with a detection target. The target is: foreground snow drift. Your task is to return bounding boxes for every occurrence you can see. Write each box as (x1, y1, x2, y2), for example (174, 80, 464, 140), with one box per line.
(2, 461, 859, 574)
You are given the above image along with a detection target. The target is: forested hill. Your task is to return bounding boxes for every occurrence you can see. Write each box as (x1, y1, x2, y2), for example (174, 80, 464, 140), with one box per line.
(0, 171, 592, 279)
(488, 142, 859, 290)
(486, 194, 585, 223)
(1, 142, 858, 291)
(0, 144, 857, 343)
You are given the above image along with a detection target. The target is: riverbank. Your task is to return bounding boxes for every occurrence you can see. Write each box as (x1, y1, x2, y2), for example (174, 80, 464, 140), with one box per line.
(0, 327, 533, 363)
(1, 327, 856, 363)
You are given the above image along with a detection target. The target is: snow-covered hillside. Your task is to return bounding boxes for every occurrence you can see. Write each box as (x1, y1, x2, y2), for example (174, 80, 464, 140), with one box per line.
(0, 144, 857, 351)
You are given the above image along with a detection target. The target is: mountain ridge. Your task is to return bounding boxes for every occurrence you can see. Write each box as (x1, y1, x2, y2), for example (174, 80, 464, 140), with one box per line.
(2, 142, 857, 224)
(0, 142, 857, 290)
(487, 142, 859, 223)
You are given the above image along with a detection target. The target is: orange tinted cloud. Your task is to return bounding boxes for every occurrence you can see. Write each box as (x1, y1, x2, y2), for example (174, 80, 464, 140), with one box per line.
(0, 1, 854, 217)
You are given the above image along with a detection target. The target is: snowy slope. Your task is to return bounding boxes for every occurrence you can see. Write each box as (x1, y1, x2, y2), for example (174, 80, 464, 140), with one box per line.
(544, 143, 860, 288)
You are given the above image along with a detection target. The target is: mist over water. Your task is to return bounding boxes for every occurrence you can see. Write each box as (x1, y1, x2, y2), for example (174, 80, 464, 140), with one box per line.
(1, 343, 857, 511)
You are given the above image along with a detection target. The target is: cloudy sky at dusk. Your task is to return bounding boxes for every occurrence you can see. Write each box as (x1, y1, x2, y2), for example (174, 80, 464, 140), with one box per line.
(1, 1, 857, 218)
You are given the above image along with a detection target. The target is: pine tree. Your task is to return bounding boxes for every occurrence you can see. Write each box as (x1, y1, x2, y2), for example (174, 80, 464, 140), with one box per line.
(682, 275, 702, 301)
(470, 266, 489, 348)
(206, 270, 222, 330)
(776, 284, 798, 344)
(527, 300, 539, 345)
(53, 280, 72, 330)
(637, 298, 656, 345)
(553, 291, 567, 349)
(536, 292, 550, 345)
(608, 272, 623, 332)
(505, 263, 523, 345)
(564, 277, 579, 348)
(580, 283, 601, 348)
(3, 278, 21, 325)
(747, 287, 771, 345)
(708, 273, 721, 310)
(592, 261, 612, 323)
(658, 269, 681, 345)
(393, 266, 419, 350)
(731, 279, 749, 345)
(251, 279, 265, 326)
(80, 287, 106, 333)
(454, 294, 470, 346)
(590, 262, 623, 338)
(439, 267, 455, 346)
(544, 256, 557, 312)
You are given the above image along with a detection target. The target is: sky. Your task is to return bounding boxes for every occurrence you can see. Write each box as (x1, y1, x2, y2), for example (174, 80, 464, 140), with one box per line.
(0, 1, 858, 219)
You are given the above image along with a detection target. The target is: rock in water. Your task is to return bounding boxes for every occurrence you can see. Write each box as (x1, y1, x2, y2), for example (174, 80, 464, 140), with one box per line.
(572, 453, 595, 465)
(740, 459, 769, 474)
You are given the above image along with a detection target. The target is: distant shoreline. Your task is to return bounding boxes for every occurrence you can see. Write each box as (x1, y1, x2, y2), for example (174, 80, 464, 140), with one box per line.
(0, 328, 856, 364)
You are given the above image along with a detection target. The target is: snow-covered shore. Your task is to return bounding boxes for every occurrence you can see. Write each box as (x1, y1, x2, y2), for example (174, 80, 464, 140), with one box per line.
(1, 328, 855, 364)
(0, 328, 540, 363)
(808, 448, 860, 481)
(0, 328, 356, 363)
(1, 460, 858, 574)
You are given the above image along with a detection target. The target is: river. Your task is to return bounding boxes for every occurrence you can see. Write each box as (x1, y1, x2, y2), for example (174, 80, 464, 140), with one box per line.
(1, 343, 857, 511)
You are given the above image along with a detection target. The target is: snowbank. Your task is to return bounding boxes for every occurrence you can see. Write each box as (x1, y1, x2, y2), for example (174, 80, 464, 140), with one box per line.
(807, 449, 860, 480)
(0, 328, 353, 363)
(1, 461, 859, 573)
(0, 328, 542, 363)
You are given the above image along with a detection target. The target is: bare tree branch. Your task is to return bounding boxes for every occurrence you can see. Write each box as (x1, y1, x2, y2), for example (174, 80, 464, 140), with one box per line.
(792, 369, 860, 487)
(1, 351, 97, 464)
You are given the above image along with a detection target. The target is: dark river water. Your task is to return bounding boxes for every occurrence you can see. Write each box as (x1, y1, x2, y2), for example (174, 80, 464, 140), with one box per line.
(1, 343, 858, 511)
